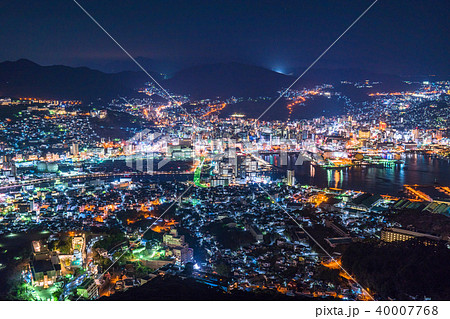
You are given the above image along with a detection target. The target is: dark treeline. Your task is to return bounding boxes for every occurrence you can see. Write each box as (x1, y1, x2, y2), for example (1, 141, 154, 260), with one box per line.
(342, 240, 450, 300)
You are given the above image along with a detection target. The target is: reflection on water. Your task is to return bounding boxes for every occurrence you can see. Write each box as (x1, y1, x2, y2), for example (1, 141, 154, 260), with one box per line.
(267, 153, 450, 195)
(327, 170, 343, 189)
(310, 164, 315, 178)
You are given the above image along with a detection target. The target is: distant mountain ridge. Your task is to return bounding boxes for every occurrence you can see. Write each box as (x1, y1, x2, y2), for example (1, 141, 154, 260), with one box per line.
(0, 59, 152, 101)
(165, 62, 295, 99)
(0, 59, 413, 103)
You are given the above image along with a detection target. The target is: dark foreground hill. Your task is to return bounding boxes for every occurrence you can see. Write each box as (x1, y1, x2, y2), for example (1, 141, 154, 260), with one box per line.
(101, 275, 317, 301)
(342, 241, 450, 300)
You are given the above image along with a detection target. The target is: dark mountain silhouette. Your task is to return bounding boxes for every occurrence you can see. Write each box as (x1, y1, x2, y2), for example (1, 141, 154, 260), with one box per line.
(0, 59, 153, 101)
(0, 59, 411, 105)
(164, 62, 295, 99)
(101, 275, 318, 301)
(164, 63, 412, 100)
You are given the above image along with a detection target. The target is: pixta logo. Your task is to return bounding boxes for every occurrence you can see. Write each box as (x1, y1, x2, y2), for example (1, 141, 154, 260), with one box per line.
(124, 129, 173, 174)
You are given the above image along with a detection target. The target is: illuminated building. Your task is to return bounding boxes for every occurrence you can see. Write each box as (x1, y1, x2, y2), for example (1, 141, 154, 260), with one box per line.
(358, 129, 370, 139)
(72, 236, 84, 251)
(71, 235, 85, 267)
(163, 229, 185, 247)
(168, 142, 193, 160)
(412, 129, 419, 141)
(287, 169, 295, 186)
(30, 259, 61, 288)
(32, 240, 49, 261)
(0, 97, 11, 105)
(172, 245, 194, 263)
(424, 201, 450, 216)
(163, 229, 194, 263)
(29, 241, 61, 288)
(381, 228, 441, 244)
(71, 142, 79, 157)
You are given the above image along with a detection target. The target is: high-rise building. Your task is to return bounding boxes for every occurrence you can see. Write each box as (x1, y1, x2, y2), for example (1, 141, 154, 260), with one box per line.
(71, 142, 79, 157)
(287, 169, 295, 186)
(163, 229, 194, 263)
(412, 129, 420, 141)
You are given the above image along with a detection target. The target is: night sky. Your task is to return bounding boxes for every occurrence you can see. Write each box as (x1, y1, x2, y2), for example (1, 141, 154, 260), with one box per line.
(0, 0, 448, 75)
